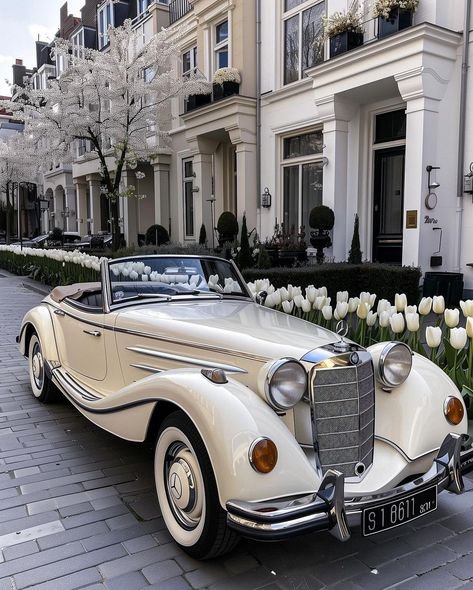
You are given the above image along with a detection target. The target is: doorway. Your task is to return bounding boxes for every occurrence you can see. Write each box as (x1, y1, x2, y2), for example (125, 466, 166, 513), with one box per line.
(372, 147, 405, 264)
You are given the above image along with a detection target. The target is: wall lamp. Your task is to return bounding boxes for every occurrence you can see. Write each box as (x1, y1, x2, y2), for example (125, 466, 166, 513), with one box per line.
(426, 165, 440, 190)
(425, 165, 440, 210)
(261, 187, 272, 208)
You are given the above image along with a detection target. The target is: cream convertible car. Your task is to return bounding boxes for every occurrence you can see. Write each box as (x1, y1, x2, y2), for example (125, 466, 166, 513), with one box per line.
(18, 255, 473, 558)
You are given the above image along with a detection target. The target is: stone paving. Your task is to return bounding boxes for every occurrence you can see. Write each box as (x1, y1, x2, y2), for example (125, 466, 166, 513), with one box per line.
(1, 270, 473, 590)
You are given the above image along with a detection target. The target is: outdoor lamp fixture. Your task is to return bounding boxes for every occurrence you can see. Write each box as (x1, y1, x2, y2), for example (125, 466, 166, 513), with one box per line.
(425, 165, 440, 210)
(38, 197, 49, 211)
(261, 187, 272, 208)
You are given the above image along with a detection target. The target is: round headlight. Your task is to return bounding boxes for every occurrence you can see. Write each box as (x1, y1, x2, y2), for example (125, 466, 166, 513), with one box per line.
(377, 342, 412, 388)
(264, 358, 307, 410)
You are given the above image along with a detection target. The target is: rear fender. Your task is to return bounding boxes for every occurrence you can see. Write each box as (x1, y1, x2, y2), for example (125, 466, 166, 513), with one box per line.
(117, 369, 320, 507)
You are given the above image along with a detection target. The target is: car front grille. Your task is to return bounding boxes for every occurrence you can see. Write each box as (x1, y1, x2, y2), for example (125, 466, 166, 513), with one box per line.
(310, 356, 375, 478)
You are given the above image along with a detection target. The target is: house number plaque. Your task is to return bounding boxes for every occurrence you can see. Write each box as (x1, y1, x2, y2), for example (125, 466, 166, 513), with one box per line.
(406, 210, 418, 229)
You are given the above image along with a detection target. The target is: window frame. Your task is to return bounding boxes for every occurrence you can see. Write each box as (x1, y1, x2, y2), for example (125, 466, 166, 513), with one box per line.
(98, 1, 114, 50)
(214, 19, 229, 70)
(182, 158, 195, 240)
(282, 0, 325, 86)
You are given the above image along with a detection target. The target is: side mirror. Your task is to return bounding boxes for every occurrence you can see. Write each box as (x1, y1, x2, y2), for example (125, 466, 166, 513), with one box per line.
(255, 291, 267, 305)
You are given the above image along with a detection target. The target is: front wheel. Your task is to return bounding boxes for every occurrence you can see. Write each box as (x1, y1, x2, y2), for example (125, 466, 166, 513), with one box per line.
(28, 333, 58, 403)
(155, 411, 239, 559)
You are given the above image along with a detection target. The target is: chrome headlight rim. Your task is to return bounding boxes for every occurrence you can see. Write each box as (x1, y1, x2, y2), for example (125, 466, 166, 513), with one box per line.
(377, 341, 413, 388)
(264, 357, 307, 411)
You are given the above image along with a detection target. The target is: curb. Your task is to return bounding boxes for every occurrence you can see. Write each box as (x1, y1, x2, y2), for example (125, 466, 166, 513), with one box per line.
(21, 278, 51, 297)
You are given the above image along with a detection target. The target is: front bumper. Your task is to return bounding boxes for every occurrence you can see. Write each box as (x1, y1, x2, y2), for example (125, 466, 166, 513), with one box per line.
(226, 433, 473, 541)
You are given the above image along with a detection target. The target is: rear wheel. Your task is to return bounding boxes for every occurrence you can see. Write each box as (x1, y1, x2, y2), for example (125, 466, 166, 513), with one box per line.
(155, 411, 239, 559)
(28, 333, 58, 403)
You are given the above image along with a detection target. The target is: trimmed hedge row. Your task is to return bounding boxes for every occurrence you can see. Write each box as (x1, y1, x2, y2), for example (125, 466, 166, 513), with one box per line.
(0, 251, 100, 288)
(242, 263, 422, 304)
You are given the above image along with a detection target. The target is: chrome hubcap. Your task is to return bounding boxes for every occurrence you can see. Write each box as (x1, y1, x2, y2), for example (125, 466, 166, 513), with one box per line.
(31, 344, 44, 389)
(165, 443, 202, 529)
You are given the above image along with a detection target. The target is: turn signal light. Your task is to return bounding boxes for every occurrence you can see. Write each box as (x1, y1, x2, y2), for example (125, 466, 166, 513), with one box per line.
(444, 396, 465, 425)
(249, 438, 278, 473)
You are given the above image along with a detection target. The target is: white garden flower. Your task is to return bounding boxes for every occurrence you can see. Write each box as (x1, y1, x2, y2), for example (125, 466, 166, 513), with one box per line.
(377, 299, 391, 315)
(336, 291, 349, 303)
(314, 296, 326, 311)
(418, 297, 432, 316)
(322, 305, 333, 321)
(432, 295, 445, 314)
(444, 308, 460, 328)
(357, 302, 369, 320)
(460, 300, 473, 318)
(405, 305, 417, 314)
(279, 287, 290, 302)
(367, 311, 378, 327)
(301, 298, 311, 313)
(272, 290, 282, 306)
(359, 292, 371, 305)
(395, 293, 407, 312)
(389, 313, 405, 334)
(405, 312, 419, 332)
(450, 327, 467, 351)
(348, 297, 360, 313)
(282, 300, 294, 314)
(379, 310, 390, 328)
(426, 326, 442, 348)
(293, 294, 304, 309)
(306, 286, 318, 303)
(467, 317, 473, 338)
(334, 301, 348, 320)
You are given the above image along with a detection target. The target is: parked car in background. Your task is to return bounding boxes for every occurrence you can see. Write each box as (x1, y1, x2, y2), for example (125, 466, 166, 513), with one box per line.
(17, 254, 473, 559)
(11, 232, 81, 249)
(74, 233, 115, 251)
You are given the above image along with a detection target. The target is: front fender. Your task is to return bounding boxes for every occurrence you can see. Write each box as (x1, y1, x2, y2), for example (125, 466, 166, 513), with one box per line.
(117, 369, 319, 508)
(368, 343, 468, 460)
(19, 304, 60, 366)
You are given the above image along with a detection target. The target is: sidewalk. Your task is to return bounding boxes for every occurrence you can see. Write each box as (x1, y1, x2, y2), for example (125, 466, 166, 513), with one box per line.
(1, 270, 473, 589)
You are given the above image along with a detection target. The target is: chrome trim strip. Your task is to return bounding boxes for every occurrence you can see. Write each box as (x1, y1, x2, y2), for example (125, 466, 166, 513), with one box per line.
(54, 370, 101, 401)
(101, 257, 111, 314)
(126, 346, 247, 374)
(374, 435, 440, 463)
(130, 363, 163, 374)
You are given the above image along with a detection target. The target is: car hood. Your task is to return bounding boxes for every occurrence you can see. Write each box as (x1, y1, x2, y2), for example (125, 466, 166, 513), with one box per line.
(114, 298, 336, 361)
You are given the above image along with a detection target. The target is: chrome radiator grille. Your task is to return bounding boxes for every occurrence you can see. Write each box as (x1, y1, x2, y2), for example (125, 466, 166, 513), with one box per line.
(310, 357, 375, 478)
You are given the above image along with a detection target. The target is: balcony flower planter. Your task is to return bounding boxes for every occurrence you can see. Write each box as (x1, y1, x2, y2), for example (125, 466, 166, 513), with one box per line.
(378, 7, 413, 38)
(212, 67, 241, 101)
(213, 81, 240, 101)
(329, 31, 364, 58)
(186, 93, 211, 112)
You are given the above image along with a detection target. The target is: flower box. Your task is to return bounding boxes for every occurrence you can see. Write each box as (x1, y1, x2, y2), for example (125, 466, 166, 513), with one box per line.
(186, 93, 211, 112)
(213, 81, 240, 101)
(378, 7, 413, 38)
(329, 31, 364, 58)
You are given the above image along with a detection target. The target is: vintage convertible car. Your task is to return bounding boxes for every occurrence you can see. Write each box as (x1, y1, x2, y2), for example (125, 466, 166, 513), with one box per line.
(18, 254, 473, 559)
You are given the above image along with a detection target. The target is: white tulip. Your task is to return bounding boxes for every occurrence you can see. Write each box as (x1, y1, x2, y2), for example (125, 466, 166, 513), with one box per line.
(467, 317, 473, 338)
(426, 326, 442, 348)
(348, 297, 360, 313)
(377, 299, 391, 315)
(369, 293, 377, 309)
(322, 305, 333, 321)
(314, 296, 326, 311)
(405, 305, 417, 315)
(272, 290, 282, 306)
(444, 308, 460, 328)
(360, 292, 371, 305)
(450, 327, 467, 351)
(357, 302, 369, 320)
(279, 287, 289, 302)
(264, 293, 276, 308)
(337, 290, 349, 303)
(141, 274, 149, 282)
(293, 294, 304, 309)
(367, 311, 378, 327)
(460, 300, 473, 318)
(319, 286, 328, 298)
(301, 298, 311, 313)
(335, 301, 348, 320)
(379, 310, 390, 328)
(293, 286, 302, 298)
(395, 293, 407, 312)
(432, 295, 445, 314)
(390, 313, 405, 334)
(282, 300, 294, 314)
(287, 285, 294, 300)
(306, 286, 318, 303)
(418, 297, 432, 316)
(405, 312, 420, 332)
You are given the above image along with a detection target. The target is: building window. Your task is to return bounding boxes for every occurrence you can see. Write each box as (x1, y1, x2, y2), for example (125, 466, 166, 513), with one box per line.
(71, 29, 85, 59)
(183, 159, 194, 238)
(98, 2, 114, 49)
(214, 20, 229, 69)
(374, 109, 406, 144)
(283, 0, 325, 85)
(282, 130, 323, 234)
(182, 46, 197, 76)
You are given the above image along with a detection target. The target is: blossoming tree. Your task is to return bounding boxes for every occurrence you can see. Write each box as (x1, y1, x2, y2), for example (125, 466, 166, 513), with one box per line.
(1, 21, 210, 250)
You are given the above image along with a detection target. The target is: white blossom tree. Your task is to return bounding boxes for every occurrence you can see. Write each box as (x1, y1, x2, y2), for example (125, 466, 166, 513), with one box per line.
(1, 21, 210, 249)
(0, 135, 41, 242)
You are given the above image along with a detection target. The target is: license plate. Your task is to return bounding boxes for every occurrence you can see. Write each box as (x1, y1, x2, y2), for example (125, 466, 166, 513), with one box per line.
(362, 486, 437, 536)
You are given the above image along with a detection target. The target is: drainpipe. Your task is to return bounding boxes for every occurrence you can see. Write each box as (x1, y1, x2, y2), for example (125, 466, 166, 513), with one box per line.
(455, 0, 471, 272)
(256, 0, 262, 239)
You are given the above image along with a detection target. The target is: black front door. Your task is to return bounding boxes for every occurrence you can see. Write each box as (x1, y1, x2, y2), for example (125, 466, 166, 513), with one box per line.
(372, 147, 405, 264)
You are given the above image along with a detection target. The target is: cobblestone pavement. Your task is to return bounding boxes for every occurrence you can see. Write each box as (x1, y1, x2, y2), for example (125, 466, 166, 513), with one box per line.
(1, 271, 473, 590)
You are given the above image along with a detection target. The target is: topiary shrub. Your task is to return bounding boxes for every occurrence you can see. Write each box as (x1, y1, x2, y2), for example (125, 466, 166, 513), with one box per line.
(145, 224, 169, 246)
(238, 214, 253, 269)
(198, 224, 207, 246)
(348, 213, 362, 264)
(216, 211, 239, 246)
(309, 205, 335, 231)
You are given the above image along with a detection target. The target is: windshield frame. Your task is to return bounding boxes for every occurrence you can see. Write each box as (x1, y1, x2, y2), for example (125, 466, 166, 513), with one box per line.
(101, 254, 254, 312)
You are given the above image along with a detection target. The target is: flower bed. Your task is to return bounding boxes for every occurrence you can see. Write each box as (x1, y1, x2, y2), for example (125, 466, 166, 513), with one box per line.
(0, 245, 102, 288)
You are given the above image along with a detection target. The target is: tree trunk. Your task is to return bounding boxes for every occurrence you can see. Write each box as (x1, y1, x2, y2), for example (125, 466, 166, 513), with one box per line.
(5, 181, 11, 244)
(110, 198, 121, 251)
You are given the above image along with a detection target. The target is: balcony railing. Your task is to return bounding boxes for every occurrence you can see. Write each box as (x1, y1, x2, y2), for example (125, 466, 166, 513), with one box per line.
(184, 82, 240, 114)
(169, 0, 192, 25)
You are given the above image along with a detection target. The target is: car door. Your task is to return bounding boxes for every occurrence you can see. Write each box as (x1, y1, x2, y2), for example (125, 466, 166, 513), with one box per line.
(51, 302, 108, 381)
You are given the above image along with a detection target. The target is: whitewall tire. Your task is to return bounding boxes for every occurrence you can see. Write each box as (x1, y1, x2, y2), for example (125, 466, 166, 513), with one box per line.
(28, 333, 58, 403)
(155, 411, 239, 559)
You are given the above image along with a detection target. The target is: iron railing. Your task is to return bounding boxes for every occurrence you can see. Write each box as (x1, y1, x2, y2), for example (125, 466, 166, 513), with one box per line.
(169, 0, 192, 25)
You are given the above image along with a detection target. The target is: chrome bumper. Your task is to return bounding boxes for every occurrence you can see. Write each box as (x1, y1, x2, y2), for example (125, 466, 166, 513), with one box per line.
(226, 433, 473, 541)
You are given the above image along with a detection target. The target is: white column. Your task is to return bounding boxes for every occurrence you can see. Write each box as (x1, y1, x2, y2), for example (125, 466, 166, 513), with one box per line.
(192, 152, 213, 242)
(87, 176, 102, 234)
(64, 185, 76, 232)
(53, 187, 64, 230)
(234, 142, 257, 232)
(75, 181, 88, 236)
(152, 155, 171, 235)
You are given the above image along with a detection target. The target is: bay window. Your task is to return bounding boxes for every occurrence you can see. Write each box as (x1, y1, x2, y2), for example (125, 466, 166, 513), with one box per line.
(98, 2, 113, 50)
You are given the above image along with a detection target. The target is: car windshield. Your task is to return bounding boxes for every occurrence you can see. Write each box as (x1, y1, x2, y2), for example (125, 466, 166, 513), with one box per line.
(108, 256, 250, 304)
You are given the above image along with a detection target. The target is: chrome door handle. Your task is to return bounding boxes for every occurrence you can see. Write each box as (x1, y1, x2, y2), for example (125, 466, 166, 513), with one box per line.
(54, 309, 65, 316)
(83, 330, 101, 337)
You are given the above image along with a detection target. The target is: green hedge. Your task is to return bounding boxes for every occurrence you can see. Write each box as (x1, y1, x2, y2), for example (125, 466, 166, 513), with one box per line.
(242, 263, 421, 304)
(0, 251, 99, 288)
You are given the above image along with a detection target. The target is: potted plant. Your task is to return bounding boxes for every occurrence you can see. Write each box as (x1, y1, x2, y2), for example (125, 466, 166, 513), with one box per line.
(213, 68, 241, 101)
(309, 205, 335, 264)
(277, 224, 307, 267)
(323, 2, 364, 58)
(186, 91, 212, 112)
(374, 0, 418, 38)
(216, 211, 239, 247)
